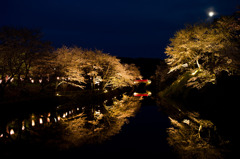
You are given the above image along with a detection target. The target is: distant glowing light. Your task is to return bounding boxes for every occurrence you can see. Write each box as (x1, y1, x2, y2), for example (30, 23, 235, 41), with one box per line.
(10, 129, 14, 135)
(32, 120, 35, 126)
(147, 80, 151, 84)
(39, 118, 43, 124)
(208, 11, 214, 17)
(147, 91, 152, 96)
(22, 121, 25, 130)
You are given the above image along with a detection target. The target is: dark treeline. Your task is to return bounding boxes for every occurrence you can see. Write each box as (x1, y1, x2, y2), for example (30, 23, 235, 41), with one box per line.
(119, 57, 163, 79)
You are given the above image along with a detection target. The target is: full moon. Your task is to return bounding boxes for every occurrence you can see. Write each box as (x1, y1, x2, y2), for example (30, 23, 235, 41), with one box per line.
(208, 11, 215, 17)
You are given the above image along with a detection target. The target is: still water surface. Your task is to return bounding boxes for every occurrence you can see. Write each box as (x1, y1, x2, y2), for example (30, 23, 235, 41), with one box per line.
(0, 92, 231, 158)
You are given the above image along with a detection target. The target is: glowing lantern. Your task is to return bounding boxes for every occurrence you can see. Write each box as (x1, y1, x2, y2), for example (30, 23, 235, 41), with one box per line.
(39, 79, 42, 83)
(22, 121, 25, 130)
(39, 118, 43, 124)
(31, 79, 34, 83)
(32, 120, 35, 126)
(0, 79, 2, 84)
(57, 116, 61, 121)
(10, 129, 14, 135)
(47, 118, 50, 122)
(0, 134, 3, 137)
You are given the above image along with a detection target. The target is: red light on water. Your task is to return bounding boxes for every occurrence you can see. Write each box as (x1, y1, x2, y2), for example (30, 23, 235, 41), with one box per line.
(134, 79, 148, 82)
(133, 93, 149, 96)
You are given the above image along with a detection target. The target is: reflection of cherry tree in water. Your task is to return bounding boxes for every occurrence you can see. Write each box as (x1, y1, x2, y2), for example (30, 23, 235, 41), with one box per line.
(60, 95, 142, 148)
(165, 108, 229, 159)
(0, 94, 142, 151)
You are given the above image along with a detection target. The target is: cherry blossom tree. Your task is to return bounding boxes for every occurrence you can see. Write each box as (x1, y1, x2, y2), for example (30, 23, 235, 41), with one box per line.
(165, 16, 240, 88)
(45, 46, 141, 91)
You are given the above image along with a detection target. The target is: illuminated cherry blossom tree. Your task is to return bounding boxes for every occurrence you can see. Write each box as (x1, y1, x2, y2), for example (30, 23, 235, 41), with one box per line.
(47, 46, 141, 90)
(165, 16, 240, 88)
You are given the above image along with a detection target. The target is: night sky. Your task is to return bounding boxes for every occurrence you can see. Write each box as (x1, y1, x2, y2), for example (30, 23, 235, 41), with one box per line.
(1, 0, 239, 58)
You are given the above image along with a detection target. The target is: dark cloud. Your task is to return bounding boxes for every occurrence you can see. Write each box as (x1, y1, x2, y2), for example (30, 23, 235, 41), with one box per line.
(1, 0, 238, 58)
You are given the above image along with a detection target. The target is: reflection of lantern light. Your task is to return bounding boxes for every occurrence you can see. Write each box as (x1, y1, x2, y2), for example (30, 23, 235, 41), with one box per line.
(39, 118, 43, 124)
(47, 118, 50, 122)
(10, 129, 14, 135)
(32, 120, 35, 126)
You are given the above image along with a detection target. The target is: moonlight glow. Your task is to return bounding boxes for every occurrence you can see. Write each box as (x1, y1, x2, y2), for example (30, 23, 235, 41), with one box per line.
(208, 11, 215, 17)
